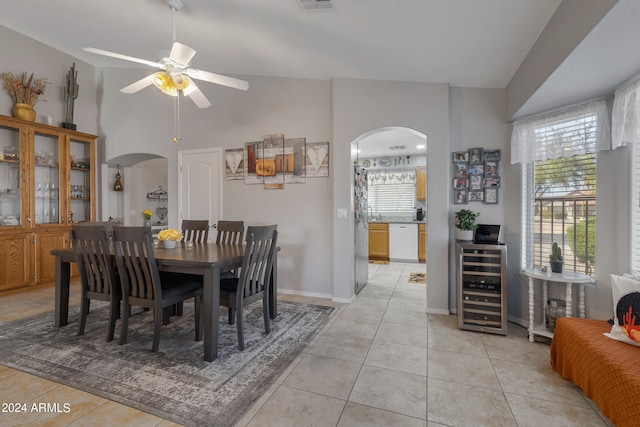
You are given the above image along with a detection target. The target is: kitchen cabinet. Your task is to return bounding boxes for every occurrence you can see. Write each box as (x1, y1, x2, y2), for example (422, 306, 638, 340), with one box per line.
(416, 166, 426, 200)
(0, 114, 96, 293)
(418, 223, 426, 263)
(368, 222, 389, 261)
(456, 242, 507, 335)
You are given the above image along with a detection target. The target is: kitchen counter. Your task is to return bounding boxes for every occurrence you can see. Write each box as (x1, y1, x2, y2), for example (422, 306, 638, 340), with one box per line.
(368, 216, 425, 224)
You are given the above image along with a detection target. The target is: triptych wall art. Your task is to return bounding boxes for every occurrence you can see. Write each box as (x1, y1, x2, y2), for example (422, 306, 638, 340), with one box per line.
(451, 148, 501, 204)
(225, 135, 329, 189)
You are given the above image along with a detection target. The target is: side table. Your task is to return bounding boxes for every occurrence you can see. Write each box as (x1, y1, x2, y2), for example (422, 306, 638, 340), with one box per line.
(522, 268, 595, 342)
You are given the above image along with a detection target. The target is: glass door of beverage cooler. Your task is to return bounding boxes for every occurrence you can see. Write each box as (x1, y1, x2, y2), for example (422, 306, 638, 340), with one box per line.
(0, 124, 22, 227)
(33, 132, 61, 225)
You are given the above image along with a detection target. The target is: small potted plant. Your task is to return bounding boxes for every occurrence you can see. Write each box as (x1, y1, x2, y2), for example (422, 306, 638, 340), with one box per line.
(158, 229, 183, 249)
(142, 209, 152, 227)
(549, 242, 564, 273)
(1, 71, 48, 122)
(454, 209, 480, 241)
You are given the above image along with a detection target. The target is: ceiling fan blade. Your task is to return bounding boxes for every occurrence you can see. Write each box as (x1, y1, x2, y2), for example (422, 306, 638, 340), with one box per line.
(185, 68, 249, 91)
(83, 47, 164, 68)
(120, 75, 155, 94)
(169, 42, 196, 66)
(183, 79, 212, 109)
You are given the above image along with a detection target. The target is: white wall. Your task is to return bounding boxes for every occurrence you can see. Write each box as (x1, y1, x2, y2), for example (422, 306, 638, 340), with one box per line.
(0, 26, 98, 134)
(449, 87, 510, 311)
(332, 79, 451, 311)
(97, 67, 335, 298)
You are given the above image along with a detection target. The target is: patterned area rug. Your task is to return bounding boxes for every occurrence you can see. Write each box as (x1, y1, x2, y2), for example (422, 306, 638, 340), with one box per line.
(409, 272, 426, 284)
(0, 300, 335, 427)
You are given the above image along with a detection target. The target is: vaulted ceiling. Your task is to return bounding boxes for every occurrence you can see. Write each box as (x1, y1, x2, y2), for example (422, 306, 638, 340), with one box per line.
(2, 0, 639, 156)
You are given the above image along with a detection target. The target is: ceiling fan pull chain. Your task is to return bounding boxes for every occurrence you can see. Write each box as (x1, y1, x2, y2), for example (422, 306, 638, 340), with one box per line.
(173, 94, 182, 143)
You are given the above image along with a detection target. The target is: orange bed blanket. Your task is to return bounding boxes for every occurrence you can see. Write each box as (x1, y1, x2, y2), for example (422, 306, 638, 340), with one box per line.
(550, 317, 640, 427)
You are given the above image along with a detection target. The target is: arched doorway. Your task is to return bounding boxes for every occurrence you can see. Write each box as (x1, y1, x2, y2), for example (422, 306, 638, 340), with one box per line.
(350, 126, 427, 294)
(101, 153, 167, 226)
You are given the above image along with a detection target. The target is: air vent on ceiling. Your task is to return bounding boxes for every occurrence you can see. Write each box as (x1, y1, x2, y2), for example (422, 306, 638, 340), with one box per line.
(389, 145, 406, 151)
(297, 0, 336, 12)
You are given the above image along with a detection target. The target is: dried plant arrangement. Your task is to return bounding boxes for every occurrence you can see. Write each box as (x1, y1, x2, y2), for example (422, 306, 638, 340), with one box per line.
(1, 71, 48, 106)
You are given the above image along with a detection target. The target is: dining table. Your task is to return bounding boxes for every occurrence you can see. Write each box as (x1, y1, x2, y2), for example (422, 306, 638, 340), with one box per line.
(50, 242, 279, 362)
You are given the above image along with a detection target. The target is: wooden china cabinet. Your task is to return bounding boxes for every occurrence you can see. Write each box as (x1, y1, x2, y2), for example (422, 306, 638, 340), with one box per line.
(0, 114, 96, 293)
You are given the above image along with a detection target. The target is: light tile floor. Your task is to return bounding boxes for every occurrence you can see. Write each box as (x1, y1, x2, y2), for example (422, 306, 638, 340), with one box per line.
(0, 263, 613, 426)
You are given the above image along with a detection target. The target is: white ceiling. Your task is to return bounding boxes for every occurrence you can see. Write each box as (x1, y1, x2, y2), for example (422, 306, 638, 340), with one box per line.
(3, 1, 638, 156)
(0, 0, 560, 87)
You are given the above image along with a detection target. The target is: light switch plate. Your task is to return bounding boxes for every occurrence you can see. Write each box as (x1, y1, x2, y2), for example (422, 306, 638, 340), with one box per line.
(336, 208, 348, 219)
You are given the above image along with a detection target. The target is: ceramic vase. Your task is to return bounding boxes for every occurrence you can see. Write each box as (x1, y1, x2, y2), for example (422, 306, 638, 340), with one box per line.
(455, 229, 474, 241)
(163, 240, 177, 249)
(13, 103, 36, 122)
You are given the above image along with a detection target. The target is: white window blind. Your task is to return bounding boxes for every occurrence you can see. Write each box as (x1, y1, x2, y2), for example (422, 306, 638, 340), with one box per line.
(631, 141, 640, 272)
(368, 183, 415, 215)
(514, 101, 606, 277)
(612, 74, 640, 271)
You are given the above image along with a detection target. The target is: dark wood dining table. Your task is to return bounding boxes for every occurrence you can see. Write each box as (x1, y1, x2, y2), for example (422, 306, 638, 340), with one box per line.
(50, 242, 278, 362)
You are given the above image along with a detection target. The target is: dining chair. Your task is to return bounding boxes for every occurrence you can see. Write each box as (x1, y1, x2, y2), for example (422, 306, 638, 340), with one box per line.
(215, 220, 244, 244)
(181, 219, 209, 243)
(77, 220, 116, 241)
(219, 224, 278, 350)
(112, 226, 203, 352)
(70, 224, 120, 341)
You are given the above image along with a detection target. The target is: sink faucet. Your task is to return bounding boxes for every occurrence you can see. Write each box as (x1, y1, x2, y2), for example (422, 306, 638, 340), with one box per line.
(368, 206, 373, 218)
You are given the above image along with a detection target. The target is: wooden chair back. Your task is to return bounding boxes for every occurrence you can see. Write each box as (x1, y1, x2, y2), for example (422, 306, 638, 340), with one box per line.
(216, 220, 244, 244)
(181, 219, 209, 243)
(71, 225, 117, 297)
(112, 226, 161, 305)
(237, 225, 278, 302)
(71, 224, 120, 340)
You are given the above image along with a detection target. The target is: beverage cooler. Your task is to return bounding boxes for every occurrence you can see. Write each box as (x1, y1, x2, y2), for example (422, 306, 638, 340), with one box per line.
(456, 242, 508, 335)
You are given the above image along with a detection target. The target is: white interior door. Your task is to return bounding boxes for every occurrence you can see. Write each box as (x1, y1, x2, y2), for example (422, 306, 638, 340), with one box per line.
(178, 147, 222, 241)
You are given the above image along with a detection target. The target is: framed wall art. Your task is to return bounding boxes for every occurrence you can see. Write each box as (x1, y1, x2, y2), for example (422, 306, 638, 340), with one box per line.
(484, 187, 498, 204)
(306, 141, 329, 177)
(452, 148, 501, 204)
(225, 148, 244, 180)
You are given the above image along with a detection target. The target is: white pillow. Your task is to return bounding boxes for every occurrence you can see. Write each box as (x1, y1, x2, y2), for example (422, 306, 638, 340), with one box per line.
(604, 322, 640, 347)
(610, 274, 640, 321)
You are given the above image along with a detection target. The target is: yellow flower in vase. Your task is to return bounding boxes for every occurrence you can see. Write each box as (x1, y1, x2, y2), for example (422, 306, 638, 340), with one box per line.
(158, 228, 183, 249)
(158, 229, 183, 242)
(143, 209, 152, 220)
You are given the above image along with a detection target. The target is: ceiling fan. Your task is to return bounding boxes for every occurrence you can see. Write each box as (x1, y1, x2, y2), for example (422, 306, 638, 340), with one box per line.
(83, 0, 249, 110)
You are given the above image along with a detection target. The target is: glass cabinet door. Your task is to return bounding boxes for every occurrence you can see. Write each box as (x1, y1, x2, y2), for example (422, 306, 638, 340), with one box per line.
(0, 125, 22, 227)
(34, 132, 61, 225)
(69, 138, 92, 223)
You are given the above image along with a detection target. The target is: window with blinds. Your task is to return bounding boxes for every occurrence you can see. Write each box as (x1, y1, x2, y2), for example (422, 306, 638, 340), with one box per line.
(368, 183, 415, 215)
(521, 110, 598, 277)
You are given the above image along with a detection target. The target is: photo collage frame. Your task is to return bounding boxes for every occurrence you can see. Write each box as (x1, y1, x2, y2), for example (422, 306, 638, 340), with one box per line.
(452, 148, 501, 204)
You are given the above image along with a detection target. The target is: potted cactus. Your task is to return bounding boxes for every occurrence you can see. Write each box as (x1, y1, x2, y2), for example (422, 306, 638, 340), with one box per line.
(549, 242, 564, 273)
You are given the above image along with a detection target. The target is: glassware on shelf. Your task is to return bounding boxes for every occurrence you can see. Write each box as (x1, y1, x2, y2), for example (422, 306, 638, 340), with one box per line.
(72, 184, 79, 198)
(2, 146, 18, 161)
(79, 185, 86, 198)
(35, 182, 43, 197)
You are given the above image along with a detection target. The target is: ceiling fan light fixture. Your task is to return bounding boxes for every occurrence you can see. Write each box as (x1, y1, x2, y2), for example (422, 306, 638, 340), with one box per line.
(152, 71, 178, 96)
(171, 73, 190, 91)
